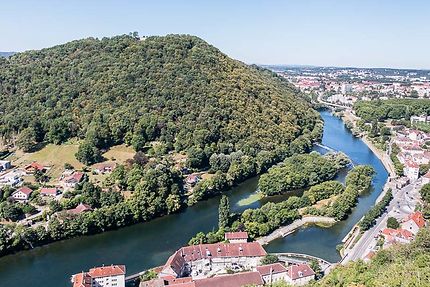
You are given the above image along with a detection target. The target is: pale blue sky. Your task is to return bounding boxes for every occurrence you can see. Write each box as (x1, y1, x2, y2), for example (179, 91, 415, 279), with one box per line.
(1, 0, 429, 69)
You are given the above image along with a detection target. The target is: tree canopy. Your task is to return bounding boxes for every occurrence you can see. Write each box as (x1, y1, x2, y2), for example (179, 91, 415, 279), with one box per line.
(0, 34, 320, 164)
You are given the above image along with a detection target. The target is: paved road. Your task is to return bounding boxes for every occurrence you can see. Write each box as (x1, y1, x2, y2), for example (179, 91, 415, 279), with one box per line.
(342, 180, 421, 263)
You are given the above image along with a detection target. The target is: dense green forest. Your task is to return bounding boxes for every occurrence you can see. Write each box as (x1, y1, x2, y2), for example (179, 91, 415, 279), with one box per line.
(0, 34, 320, 165)
(258, 152, 350, 196)
(354, 99, 430, 122)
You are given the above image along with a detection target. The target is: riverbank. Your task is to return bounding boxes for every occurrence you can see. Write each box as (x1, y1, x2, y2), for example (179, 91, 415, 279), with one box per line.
(341, 109, 396, 178)
(257, 216, 336, 245)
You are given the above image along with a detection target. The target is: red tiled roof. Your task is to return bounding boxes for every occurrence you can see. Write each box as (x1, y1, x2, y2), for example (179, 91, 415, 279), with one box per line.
(405, 211, 426, 228)
(194, 271, 263, 287)
(164, 242, 266, 276)
(68, 203, 93, 214)
(17, 186, 33, 195)
(405, 161, 419, 168)
(25, 162, 45, 171)
(72, 272, 92, 287)
(256, 263, 287, 276)
(65, 172, 84, 183)
(381, 228, 414, 240)
(225, 232, 248, 240)
(287, 263, 315, 280)
(88, 265, 125, 278)
(40, 187, 59, 195)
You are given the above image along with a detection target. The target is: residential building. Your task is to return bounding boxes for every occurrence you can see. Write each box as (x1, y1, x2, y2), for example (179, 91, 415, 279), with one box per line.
(93, 162, 117, 174)
(401, 211, 426, 235)
(285, 263, 315, 286)
(403, 161, 419, 181)
(0, 170, 23, 187)
(72, 265, 126, 287)
(63, 172, 84, 188)
(256, 263, 288, 284)
(185, 174, 199, 187)
(0, 160, 11, 172)
(67, 203, 93, 215)
(40, 187, 61, 197)
(381, 228, 414, 245)
(24, 162, 46, 173)
(224, 232, 248, 243)
(12, 186, 33, 201)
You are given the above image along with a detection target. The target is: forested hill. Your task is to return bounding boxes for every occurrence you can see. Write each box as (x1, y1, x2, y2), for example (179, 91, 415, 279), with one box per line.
(0, 34, 320, 162)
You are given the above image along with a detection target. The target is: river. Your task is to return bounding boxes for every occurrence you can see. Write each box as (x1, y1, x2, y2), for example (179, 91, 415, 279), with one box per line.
(0, 110, 388, 286)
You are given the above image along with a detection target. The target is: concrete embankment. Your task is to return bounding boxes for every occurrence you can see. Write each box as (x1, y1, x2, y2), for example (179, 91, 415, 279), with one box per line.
(257, 216, 336, 245)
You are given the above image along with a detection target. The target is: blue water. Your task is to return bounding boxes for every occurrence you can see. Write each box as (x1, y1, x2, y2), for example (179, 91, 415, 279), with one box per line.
(265, 110, 389, 262)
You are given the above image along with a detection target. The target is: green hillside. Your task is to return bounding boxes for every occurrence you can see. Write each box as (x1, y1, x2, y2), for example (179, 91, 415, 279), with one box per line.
(0, 34, 320, 164)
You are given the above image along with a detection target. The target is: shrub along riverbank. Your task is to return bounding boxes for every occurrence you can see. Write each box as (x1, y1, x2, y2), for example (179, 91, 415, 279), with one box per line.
(188, 165, 375, 244)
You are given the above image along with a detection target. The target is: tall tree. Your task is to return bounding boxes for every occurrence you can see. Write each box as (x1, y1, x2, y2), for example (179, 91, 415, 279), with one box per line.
(218, 195, 230, 229)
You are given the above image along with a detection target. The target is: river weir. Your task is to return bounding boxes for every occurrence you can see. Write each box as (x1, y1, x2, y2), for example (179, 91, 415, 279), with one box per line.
(0, 110, 388, 287)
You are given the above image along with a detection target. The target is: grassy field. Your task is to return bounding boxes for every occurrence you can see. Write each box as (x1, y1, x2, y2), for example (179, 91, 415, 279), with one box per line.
(102, 144, 135, 163)
(12, 142, 83, 181)
(10, 141, 135, 184)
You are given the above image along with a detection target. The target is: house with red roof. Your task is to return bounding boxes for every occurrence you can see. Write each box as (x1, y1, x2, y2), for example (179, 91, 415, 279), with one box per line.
(401, 211, 426, 235)
(224, 231, 248, 243)
(24, 162, 46, 174)
(67, 203, 93, 215)
(40, 187, 61, 197)
(63, 172, 85, 188)
(381, 228, 414, 245)
(72, 265, 125, 287)
(285, 263, 315, 286)
(12, 186, 33, 201)
(256, 263, 288, 284)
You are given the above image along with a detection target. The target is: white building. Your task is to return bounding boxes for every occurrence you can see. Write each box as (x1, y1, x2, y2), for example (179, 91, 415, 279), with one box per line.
(224, 231, 248, 243)
(72, 265, 126, 287)
(401, 211, 426, 235)
(285, 263, 316, 286)
(0, 160, 11, 172)
(0, 170, 23, 187)
(11, 186, 33, 201)
(256, 263, 288, 284)
(403, 161, 419, 181)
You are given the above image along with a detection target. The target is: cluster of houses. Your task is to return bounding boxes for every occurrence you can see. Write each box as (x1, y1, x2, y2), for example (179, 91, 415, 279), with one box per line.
(394, 128, 430, 181)
(71, 232, 317, 287)
(364, 211, 426, 263)
(380, 211, 426, 247)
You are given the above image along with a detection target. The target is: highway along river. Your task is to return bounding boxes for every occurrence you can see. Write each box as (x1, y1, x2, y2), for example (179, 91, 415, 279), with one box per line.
(0, 110, 388, 287)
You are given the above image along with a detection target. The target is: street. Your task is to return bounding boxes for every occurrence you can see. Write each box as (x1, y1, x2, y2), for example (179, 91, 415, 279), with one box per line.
(342, 179, 421, 263)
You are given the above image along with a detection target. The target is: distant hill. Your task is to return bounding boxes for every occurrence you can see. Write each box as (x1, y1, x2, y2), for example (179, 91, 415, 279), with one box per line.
(0, 52, 15, 58)
(0, 34, 320, 160)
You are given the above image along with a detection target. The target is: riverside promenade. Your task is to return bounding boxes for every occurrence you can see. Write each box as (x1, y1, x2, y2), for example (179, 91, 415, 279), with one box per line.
(257, 216, 336, 245)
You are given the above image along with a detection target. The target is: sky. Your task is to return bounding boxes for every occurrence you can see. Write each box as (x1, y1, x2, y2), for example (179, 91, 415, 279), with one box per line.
(1, 0, 429, 69)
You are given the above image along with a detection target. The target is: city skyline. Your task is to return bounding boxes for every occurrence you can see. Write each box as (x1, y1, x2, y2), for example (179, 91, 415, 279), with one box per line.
(1, 1, 430, 69)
